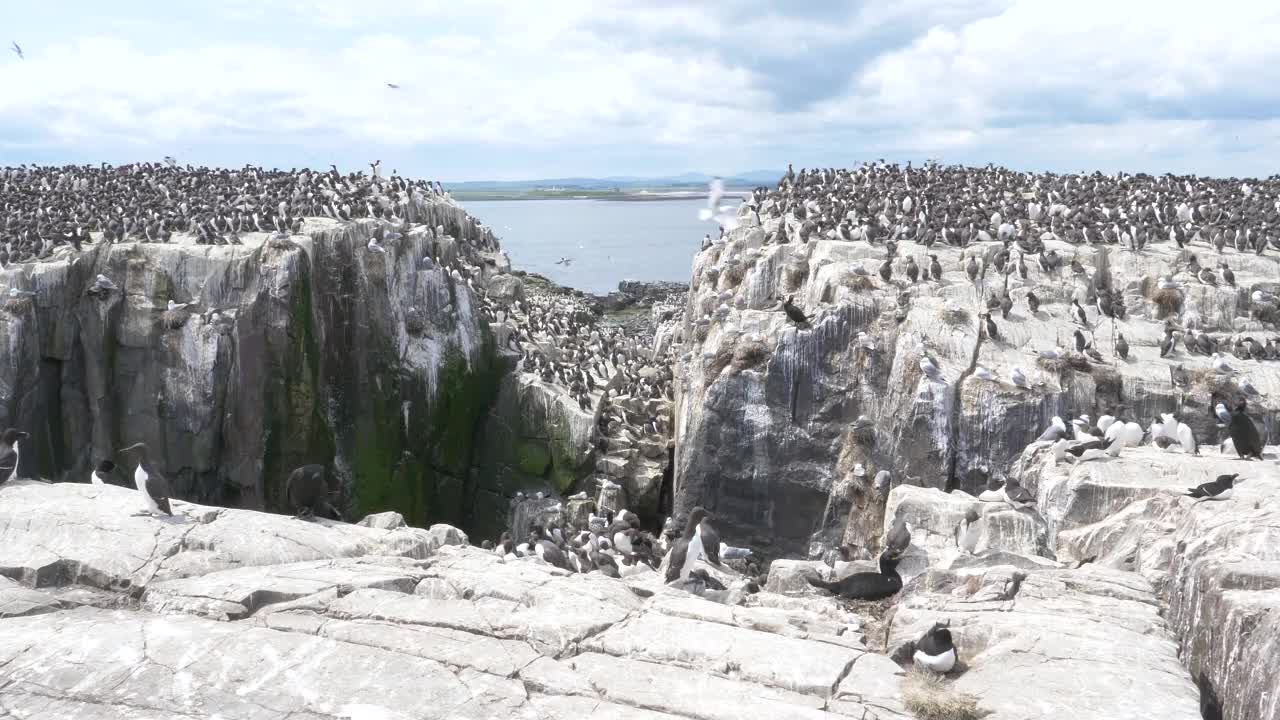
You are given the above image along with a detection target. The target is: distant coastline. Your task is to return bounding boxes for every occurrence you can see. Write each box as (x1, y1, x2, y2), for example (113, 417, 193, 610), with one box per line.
(453, 188, 754, 202)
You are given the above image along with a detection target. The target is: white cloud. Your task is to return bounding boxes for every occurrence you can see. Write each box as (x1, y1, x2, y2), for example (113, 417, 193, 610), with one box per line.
(2, 0, 1278, 177)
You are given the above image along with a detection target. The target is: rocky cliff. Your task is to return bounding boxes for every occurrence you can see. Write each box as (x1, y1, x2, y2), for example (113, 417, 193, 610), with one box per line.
(0, 198, 504, 527)
(672, 212, 1280, 558)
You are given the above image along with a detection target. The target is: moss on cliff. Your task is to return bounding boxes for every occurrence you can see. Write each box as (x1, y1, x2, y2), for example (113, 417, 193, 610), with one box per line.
(262, 252, 336, 512)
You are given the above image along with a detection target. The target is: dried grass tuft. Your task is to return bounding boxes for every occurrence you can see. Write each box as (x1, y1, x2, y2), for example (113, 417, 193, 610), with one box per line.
(903, 668, 988, 720)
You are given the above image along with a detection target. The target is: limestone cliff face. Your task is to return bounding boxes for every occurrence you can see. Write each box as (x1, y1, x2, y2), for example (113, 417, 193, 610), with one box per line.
(672, 211, 1280, 557)
(0, 198, 503, 527)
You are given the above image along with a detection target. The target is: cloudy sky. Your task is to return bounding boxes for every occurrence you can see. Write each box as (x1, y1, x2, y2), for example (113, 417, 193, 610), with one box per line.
(3, 1, 1278, 181)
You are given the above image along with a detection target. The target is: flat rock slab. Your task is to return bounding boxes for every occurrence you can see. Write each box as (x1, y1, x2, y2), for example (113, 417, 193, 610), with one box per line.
(0, 607, 529, 719)
(0, 482, 462, 591)
(889, 565, 1201, 720)
(584, 611, 862, 696)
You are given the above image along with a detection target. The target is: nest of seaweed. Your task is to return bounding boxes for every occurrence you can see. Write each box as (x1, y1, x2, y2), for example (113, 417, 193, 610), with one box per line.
(3, 297, 32, 316)
(942, 307, 971, 327)
(404, 308, 427, 336)
(1152, 287, 1183, 319)
(847, 274, 876, 292)
(161, 309, 190, 330)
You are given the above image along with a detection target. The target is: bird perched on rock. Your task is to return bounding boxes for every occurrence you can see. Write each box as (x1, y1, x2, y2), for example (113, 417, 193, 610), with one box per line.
(89, 459, 124, 486)
(117, 442, 173, 516)
(913, 622, 958, 674)
(1186, 474, 1240, 502)
(87, 274, 119, 296)
(0, 428, 29, 484)
(1002, 478, 1035, 510)
(665, 506, 709, 583)
(781, 295, 809, 326)
(806, 548, 903, 601)
(285, 464, 343, 520)
(1226, 400, 1263, 460)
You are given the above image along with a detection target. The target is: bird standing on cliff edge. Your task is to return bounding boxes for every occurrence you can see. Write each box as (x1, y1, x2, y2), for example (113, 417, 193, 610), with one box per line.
(117, 443, 173, 517)
(0, 428, 29, 484)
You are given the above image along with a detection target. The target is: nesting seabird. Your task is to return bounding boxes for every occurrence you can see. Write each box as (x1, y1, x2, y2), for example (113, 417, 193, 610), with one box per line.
(1002, 478, 1035, 510)
(913, 622, 958, 674)
(805, 548, 902, 601)
(0, 428, 28, 484)
(117, 442, 173, 516)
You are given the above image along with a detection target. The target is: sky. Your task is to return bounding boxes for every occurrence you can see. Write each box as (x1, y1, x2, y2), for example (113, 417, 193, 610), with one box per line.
(2, 1, 1279, 181)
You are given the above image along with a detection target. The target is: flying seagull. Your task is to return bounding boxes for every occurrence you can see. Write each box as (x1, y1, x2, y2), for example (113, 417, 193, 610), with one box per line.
(386, 83, 400, 89)
(698, 177, 740, 231)
(11, 42, 22, 60)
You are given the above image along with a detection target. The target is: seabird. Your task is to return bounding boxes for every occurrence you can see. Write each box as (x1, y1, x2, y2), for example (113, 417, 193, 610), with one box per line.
(10, 41, 22, 60)
(955, 509, 981, 554)
(1002, 478, 1035, 510)
(1227, 401, 1263, 460)
(698, 178, 740, 230)
(386, 83, 401, 89)
(1036, 416, 1069, 442)
(285, 464, 342, 520)
(782, 295, 809, 325)
(1115, 333, 1129, 360)
(1011, 367, 1030, 388)
(885, 518, 911, 556)
(805, 548, 902, 601)
(697, 511, 722, 565)
(90, 459, 121, 486)
(117, 442, 173, 516)
(0, 428, 28, 484)
(913, 623, 958, 674)
(1185, 474, 1239, 502)
(974, 365, 997, 382)
(1211, 353, 1233, 374)
(89, 274, 119, 295)
(919, 353, 945, 384)
(665, 506, 709, 583)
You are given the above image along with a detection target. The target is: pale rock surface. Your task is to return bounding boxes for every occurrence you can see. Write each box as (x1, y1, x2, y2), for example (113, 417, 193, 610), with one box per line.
(0, 482, 913, 719)
(1020, 444, 1280, 720)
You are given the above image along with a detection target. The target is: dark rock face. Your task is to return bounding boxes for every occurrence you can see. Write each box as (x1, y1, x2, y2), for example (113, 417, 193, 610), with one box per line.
(0, 201, 505, 530)
(671, 213, 1280, 561)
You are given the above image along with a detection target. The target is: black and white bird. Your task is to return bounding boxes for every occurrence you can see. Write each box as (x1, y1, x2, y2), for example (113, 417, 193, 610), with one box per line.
(665, 507, 709, 583)
(117, 442, 173, 516)
(90, 459, 122, 486)
(0, 428, 29, 484)
(1185, 474, 1240, 502)
(285, 464, 343, 520)
(913, 622, 958, 674)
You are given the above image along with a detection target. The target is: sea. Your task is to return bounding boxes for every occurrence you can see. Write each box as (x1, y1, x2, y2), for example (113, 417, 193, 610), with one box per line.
(461, 198, 712, 295)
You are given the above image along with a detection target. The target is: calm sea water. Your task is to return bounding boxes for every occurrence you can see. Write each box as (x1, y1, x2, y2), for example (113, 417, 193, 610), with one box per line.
(463, 198, 711, 294)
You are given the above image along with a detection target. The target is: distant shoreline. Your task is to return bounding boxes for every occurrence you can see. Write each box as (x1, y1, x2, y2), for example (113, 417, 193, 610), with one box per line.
(453, 189, 753, 202)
